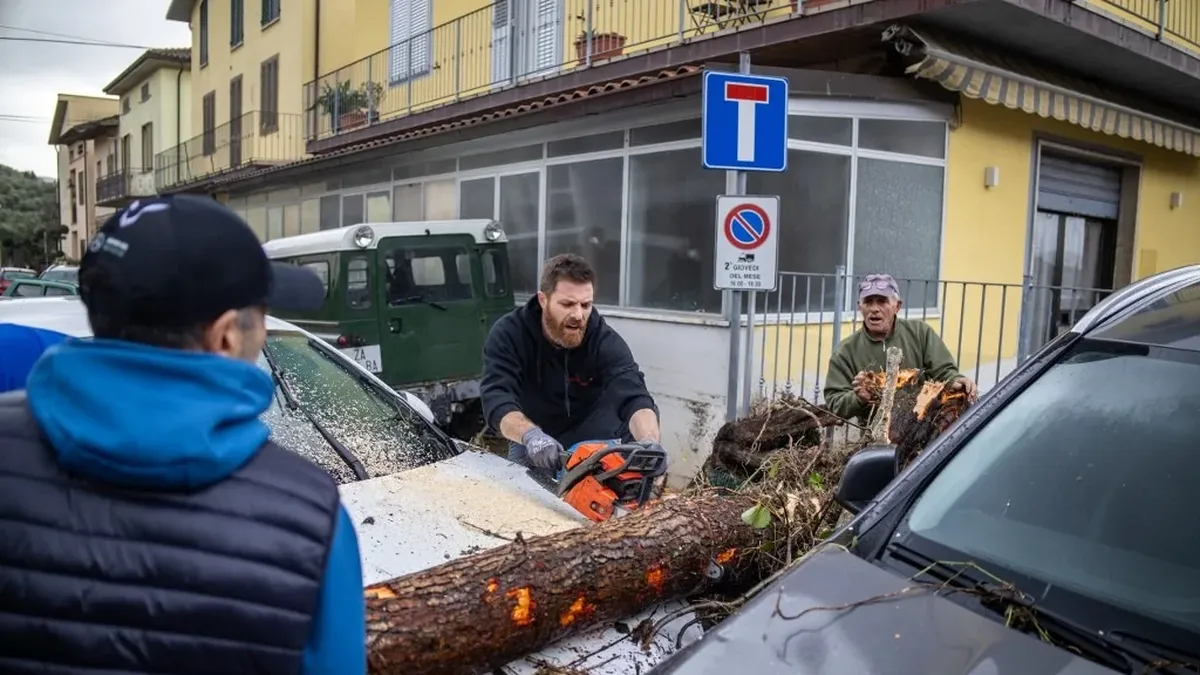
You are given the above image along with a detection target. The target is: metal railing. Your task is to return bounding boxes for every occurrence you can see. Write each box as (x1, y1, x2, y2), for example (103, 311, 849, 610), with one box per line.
(302, 0, 797, 142)
(1084, 0, 1200, 50)
(747, 269, 1112, 406)
(155, 111, 305, 189)
(96, 167, 157, 204)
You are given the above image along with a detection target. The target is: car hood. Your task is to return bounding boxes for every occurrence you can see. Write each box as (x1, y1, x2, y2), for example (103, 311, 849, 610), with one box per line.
(651, 546, 1117, 675)
(338, 448, 702, 674)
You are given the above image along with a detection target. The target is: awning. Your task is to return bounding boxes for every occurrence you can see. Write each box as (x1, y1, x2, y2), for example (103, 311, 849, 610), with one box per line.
(882, 24, 1200, 157)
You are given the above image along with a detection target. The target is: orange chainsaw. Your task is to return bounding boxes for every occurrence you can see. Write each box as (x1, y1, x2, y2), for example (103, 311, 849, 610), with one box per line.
(555, 440, 668, 522)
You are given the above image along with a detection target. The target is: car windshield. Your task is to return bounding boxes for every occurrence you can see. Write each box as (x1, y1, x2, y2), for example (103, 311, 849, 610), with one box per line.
(904, 338, 1200, 639)
(256, 332, 458, 483)
(41, 268, 78, 284)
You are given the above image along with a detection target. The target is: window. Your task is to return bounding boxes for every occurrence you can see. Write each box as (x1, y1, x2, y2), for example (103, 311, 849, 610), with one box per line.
(140, 83, 151, 103)
(260, 334, 455, 482)
(423, 179, 457, 220)
(365, 191, 390, 222)
(199, 0, 209, 66)
(628, 147, 725, 313)
(341, 193, 364, 226)
(388, 0, 432, 84)
(44, 286, 73, 297)
(300, 198, 320, 234)
(140, 123, 153, 171)
(392, 182, 422, 221)
(347, 257, 371, 309)
(120, 134, 131, 172)
(245, 206, 267, 241)
(458, 177, 494, 220)
(482, 249, 508, 297)
(384, 246, 473, 305)
(260, 55, 279, 134)
(122, 97, 131, 114)
(319, 195, 340, 230)
(258, 0, 276, 25)
(267, 206, 284, 240)
(904, 339, 1200, 641)
(303, 261, 330, 296)
(747, 149, 851, 312)
(11, 283, 43, 298)
(202, 91, 216, 156)
(230, 0, 245, 45)
(545, 158, 622, 306)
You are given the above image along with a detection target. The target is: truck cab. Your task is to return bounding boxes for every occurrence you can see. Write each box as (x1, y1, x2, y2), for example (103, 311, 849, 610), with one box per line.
(263, 220, 514, 439)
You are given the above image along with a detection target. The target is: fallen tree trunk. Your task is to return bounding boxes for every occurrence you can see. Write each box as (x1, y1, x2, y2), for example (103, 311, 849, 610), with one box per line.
(365, 493, 767, 675)
(365, 379, 973, 675)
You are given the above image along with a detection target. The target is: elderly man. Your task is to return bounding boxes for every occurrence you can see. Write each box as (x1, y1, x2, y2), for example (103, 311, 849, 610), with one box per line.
(480, 253, 663, 472)
(824, 273, 977, 421)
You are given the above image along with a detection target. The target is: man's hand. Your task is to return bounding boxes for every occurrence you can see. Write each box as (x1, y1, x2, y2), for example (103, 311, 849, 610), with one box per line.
(947, 376, 979, 401)
(521, 428, 565, 470)
(851, 371, 876, 405)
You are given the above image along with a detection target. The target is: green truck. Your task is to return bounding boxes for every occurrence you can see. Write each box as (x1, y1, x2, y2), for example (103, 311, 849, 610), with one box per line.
(262, 220, 514, 440)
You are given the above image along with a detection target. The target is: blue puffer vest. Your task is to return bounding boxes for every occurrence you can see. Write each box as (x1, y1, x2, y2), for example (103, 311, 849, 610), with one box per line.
(0, 392, 340, 674)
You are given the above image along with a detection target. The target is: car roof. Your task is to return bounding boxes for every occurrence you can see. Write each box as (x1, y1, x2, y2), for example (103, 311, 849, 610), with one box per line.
(10, 278, 75, 288)
(0, 297, 305, 337)
(1071, 264, 1200, 350)
(262, 219, 506, 259)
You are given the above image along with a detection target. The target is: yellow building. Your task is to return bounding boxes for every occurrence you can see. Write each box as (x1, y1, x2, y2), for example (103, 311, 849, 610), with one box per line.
(154, 0, 1200, 475)
(47, 94, 120, 260)
(99, 48, 192, 207)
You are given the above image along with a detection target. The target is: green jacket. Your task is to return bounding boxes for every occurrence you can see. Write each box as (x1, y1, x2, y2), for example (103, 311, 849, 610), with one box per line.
(823, 318, 961, 421)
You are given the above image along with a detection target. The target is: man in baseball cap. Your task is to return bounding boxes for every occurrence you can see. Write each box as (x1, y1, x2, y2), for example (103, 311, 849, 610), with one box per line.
(0, 195, 365, 674)
(824, 272, 977, 420)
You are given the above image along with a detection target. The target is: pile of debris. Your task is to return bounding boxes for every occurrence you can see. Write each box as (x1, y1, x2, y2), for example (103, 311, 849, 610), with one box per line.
(364, 349, 974, 675)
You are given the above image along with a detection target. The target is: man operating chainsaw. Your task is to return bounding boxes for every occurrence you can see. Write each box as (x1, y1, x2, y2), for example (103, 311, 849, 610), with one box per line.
(481, 253, 665, 475)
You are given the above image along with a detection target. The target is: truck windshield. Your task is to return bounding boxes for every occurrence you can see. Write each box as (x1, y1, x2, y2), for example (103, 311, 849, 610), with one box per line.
(904, 339, 1200, 644)
(256, 332, 458, 483)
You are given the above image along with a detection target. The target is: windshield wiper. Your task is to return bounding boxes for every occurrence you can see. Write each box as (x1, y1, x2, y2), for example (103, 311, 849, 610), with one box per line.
(393, 294, 448, 311)
(888, 542, 1179, 674)
(1106, 629, 1200, 670)
(263, 343, 369, 481)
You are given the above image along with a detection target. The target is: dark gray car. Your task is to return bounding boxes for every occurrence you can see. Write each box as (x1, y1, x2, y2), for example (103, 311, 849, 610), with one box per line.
(654, 265, 1200, 675)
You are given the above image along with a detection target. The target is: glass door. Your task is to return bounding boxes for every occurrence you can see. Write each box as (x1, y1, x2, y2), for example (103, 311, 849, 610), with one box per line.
(498, 171, 540, 296)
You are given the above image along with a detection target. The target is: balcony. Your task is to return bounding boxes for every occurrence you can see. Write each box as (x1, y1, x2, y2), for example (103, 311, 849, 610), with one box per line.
(96, 167, 156, 207)
(155, 111, 305, 190)
(303, 0, 1200, 146)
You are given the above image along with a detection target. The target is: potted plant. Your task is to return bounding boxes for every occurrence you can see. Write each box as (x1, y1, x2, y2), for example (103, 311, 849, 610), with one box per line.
(316, 80, 370, 133)
(574, 29, 627, 64)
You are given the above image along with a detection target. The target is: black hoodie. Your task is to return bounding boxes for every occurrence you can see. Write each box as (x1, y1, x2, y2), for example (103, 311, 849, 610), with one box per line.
(480, 296, 658, 448)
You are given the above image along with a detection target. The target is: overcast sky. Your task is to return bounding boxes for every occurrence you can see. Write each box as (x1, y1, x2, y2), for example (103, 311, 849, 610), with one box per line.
(0, 0, 192, 178)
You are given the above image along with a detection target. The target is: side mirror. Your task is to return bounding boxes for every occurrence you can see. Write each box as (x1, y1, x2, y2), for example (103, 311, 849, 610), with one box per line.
(835, 444, 899, 516)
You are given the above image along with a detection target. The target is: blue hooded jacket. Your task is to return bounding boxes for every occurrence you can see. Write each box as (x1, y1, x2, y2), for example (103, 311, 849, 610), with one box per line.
(0, 323, 70, 393)
(23, 338, 366, 675)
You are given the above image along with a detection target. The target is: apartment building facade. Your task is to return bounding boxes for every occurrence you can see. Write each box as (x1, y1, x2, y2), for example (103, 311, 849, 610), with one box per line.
(98, 48, 193, 206)
(47, 94, 120, 260)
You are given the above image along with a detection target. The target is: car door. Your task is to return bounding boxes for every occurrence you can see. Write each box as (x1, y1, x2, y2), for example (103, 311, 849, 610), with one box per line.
(376, 234, 486, 386)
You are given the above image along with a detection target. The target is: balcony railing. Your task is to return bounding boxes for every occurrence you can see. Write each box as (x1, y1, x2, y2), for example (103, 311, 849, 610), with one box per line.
(155, 111, 305, 189)
(302, 0, 798, 142)
(1086, 0, 1200, 51)
(96, 167, 156, 205)
(303, 0, 1200, 144)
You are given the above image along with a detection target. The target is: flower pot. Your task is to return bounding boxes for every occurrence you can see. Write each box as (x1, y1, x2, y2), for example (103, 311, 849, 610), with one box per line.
(338, 110, 368, 132)
(574, 32, 627, 64)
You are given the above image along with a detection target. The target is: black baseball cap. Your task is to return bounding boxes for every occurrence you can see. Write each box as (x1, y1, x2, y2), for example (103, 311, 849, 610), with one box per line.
(80, 194, 325, 327)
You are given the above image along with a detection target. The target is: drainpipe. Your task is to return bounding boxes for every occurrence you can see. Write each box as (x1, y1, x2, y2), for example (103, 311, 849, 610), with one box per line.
(313, 0, 321, 139)
(175, 66, 183, 188)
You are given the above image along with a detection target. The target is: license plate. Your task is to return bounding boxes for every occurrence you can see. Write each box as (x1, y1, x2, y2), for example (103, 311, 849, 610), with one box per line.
(340, 344, 383, 373)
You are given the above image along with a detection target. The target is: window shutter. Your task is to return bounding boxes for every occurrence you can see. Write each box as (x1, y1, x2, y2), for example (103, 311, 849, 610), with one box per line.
(532, 0, 559, 71)
(389, 0, 411, 82)
(491, 0, 511, 84)
(410, 0, 432, 76)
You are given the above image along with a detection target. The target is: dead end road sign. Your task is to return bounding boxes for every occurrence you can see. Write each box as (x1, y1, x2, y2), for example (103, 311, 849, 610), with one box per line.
(714, 195, 780, 291)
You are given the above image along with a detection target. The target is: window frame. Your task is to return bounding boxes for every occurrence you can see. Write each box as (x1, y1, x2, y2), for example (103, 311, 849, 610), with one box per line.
(260, 55, 280, 135)
(346, 255, 372, 310)
(198, 0, 209, 67)
(201, 91, 217, 156)
(261, 0, 280, 27)
(387, 0, 434, 86)
(230, 0, 245, 46)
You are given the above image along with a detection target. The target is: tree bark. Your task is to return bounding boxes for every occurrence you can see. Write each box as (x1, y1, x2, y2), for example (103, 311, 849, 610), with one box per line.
(365, 493, 764, 675)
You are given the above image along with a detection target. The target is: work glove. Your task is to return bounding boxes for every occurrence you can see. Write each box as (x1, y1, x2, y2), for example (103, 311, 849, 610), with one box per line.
(522, 427, 565, 471)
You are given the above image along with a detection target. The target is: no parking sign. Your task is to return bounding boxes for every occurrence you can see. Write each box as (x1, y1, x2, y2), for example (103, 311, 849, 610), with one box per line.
(713, 195, 780, 291)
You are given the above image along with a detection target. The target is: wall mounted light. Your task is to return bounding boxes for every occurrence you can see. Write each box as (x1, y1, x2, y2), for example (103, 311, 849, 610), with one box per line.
(1170, 191, 1183, 209)
(984, 166, 1000, 189)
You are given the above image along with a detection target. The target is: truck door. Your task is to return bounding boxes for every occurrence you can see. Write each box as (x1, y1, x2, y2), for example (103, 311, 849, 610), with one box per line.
(376, 234, 486, 386)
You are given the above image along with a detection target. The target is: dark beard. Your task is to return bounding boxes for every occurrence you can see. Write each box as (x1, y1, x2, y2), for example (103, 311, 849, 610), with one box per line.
(543, 315, 585, 348)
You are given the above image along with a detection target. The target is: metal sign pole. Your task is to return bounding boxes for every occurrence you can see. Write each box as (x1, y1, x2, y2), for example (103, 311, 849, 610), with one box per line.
(723, 52, 751, 423)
